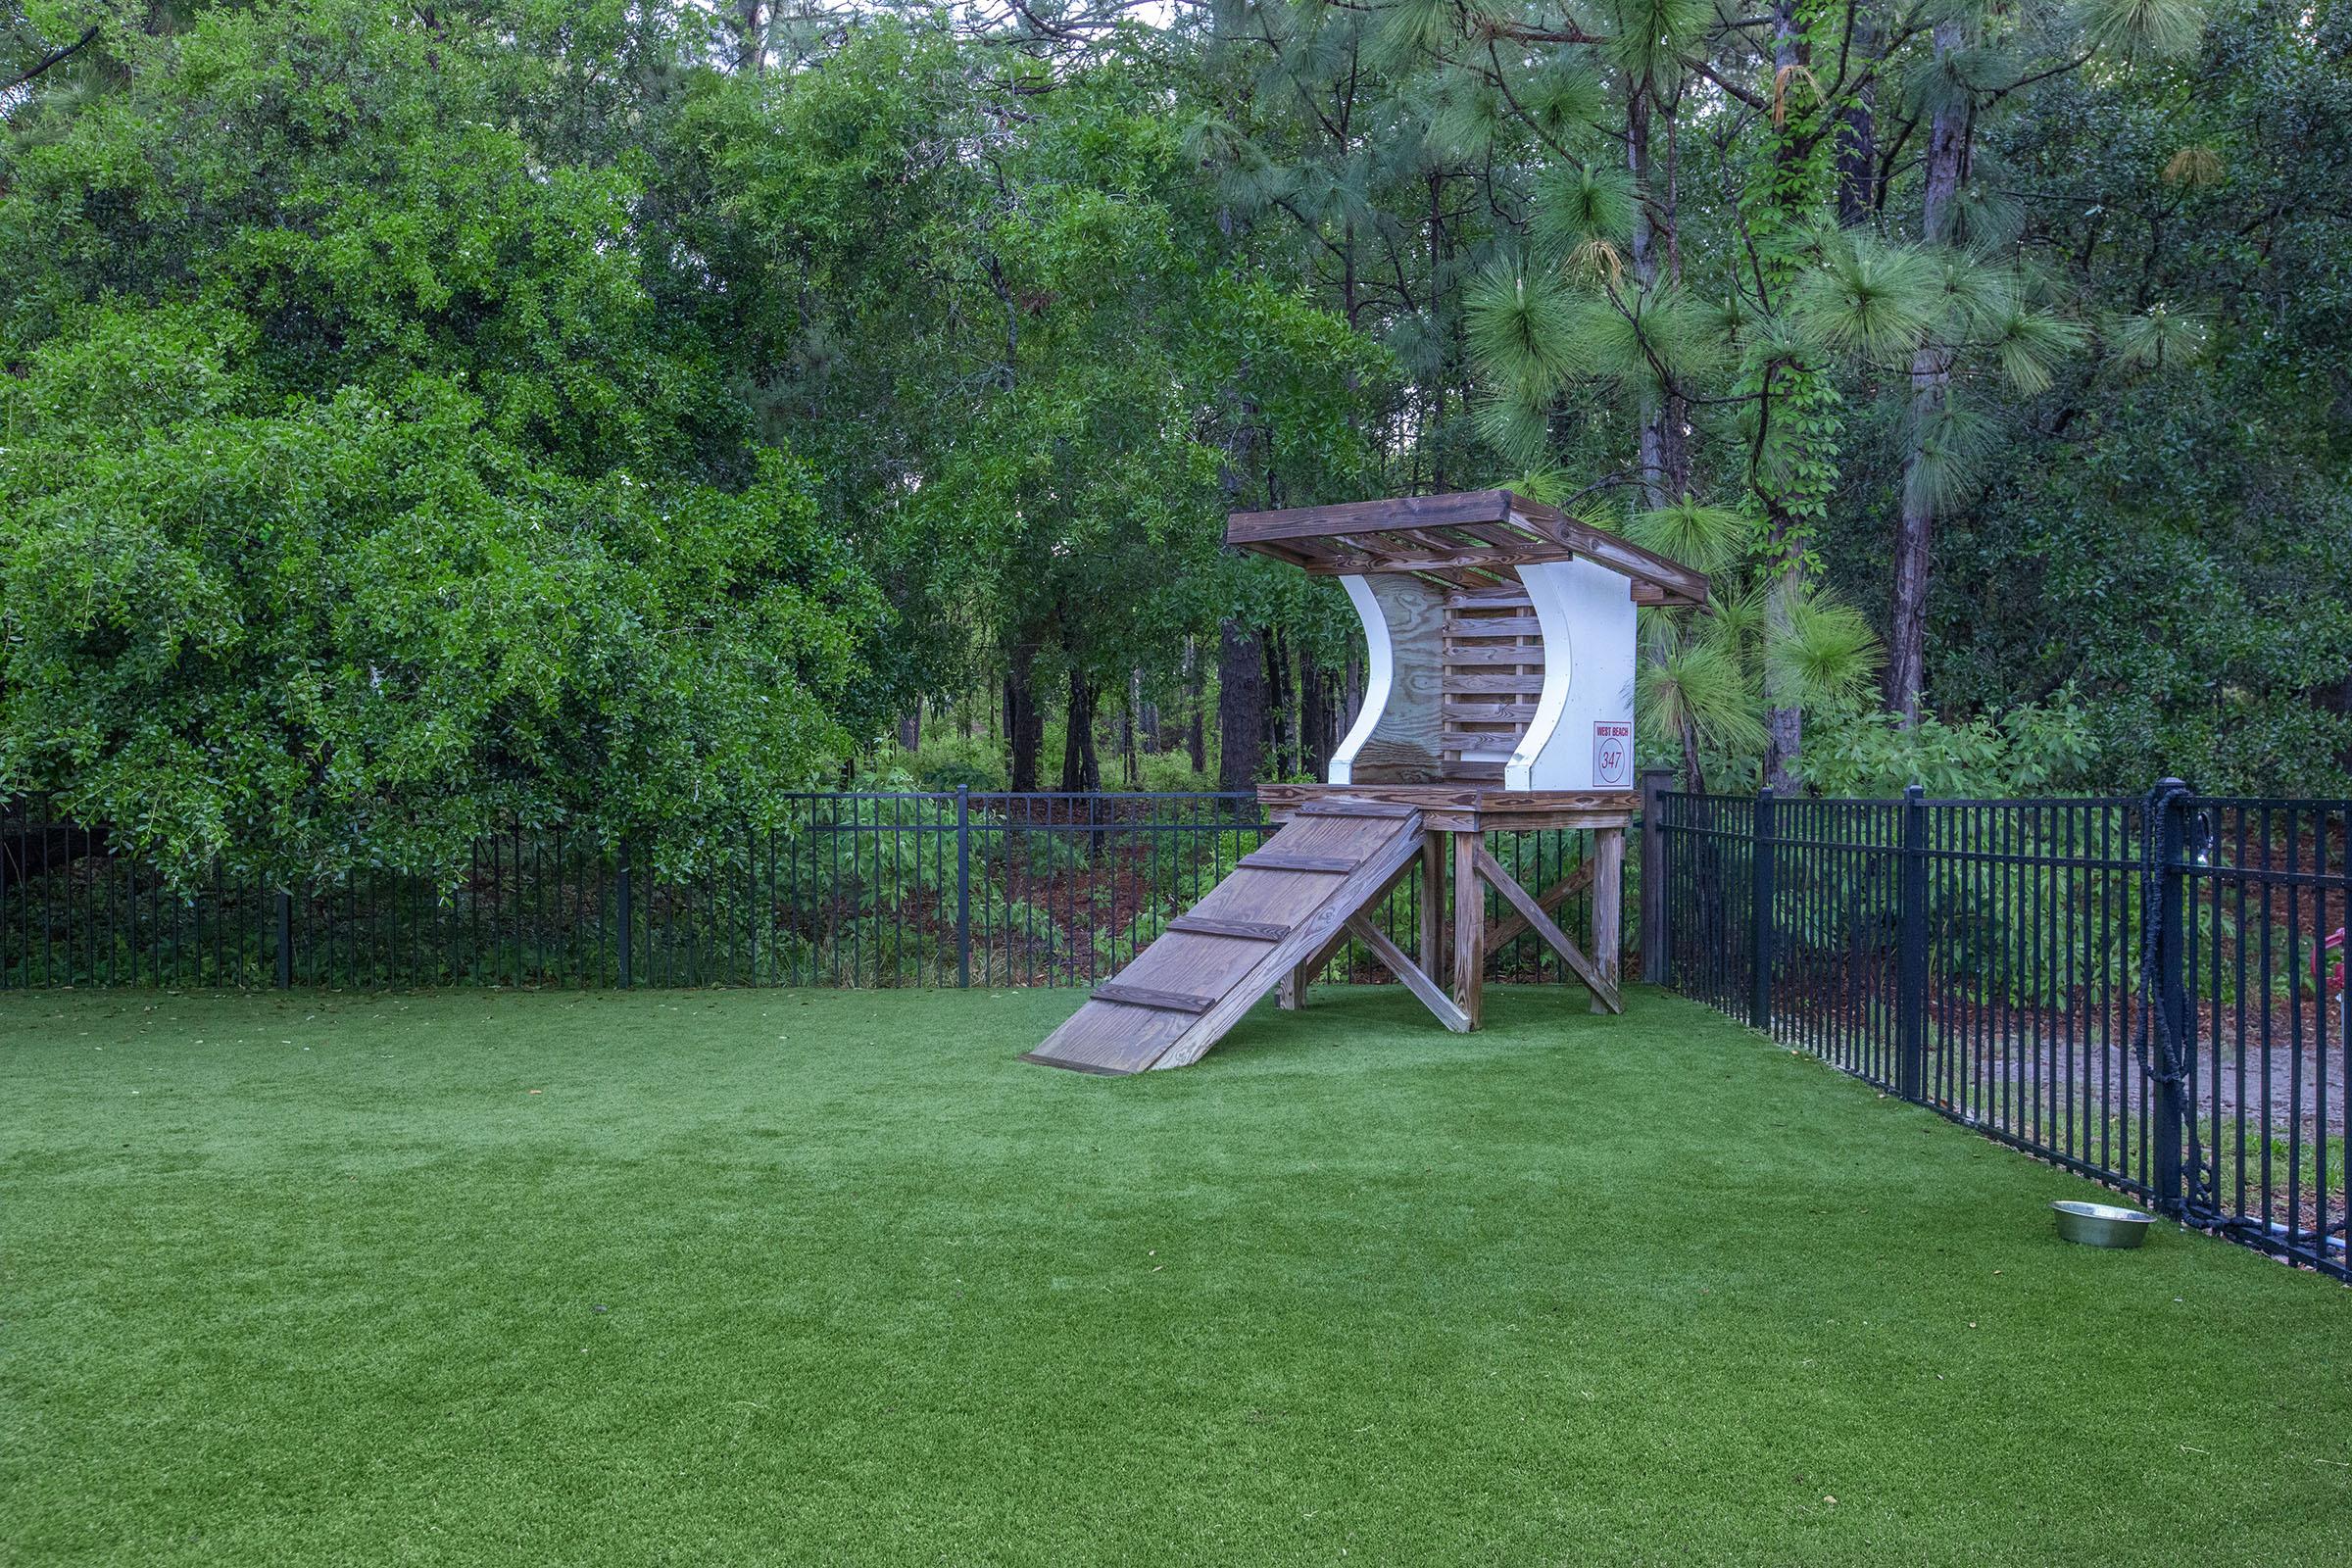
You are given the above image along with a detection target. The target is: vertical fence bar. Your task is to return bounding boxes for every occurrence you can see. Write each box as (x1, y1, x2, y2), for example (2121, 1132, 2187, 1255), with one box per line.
(2151, 779, 2189, 1216)
(1750, 787, 1775, 1032)
(1896, 784, 1928, 1102)
(956, 786, 972, 989)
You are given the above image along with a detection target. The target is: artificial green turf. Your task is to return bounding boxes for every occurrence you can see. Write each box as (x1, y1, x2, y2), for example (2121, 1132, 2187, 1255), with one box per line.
(4, 985, 2346, 1566)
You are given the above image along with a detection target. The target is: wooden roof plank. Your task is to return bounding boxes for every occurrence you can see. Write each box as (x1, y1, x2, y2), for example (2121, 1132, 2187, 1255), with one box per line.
(1226, 490, 1512, 542)
(1226, 489, 1710, 609)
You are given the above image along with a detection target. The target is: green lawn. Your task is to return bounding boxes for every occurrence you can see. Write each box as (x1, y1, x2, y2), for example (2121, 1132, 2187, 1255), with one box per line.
(4, 986, 2346, 1566)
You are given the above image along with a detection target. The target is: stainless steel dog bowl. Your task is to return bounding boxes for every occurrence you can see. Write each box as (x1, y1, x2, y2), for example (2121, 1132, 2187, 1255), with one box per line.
(2051, 1200, 2156, 1248)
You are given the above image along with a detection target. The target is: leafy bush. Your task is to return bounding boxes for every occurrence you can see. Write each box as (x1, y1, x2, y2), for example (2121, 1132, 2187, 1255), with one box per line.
(1099, 906, 1172, 967)
(1002, 828, 1094, 879)
(993, 899, 1068, 953)
(0, 0, 891, 895)
(1796, 693, 2098, 798)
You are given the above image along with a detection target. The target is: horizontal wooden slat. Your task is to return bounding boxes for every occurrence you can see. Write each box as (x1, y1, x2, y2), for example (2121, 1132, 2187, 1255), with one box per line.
(1237, 850, 1359, 873)
(1166, 913, 1290, 941)
(1092, 981, 1219, 1014)
(1507, 497, 1711, 606)
(1444, 646, 1546, 667)
(1443, 673, 1546, 695)
(1294, 799, 1421, 819)
(1446, 615, 1543, 637)
(1300, 542, 1570, 578)
(1442, 732, 1521, 752)
(1226, 491, 1511, 543)
(1443, 699, 1538, 720)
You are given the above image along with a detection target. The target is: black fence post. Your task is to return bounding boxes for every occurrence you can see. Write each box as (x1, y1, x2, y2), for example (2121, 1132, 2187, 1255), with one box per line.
(1750, 787, 1775, 1032)
(615, 834, 633, 991)
(1639, 767, 1672, 985)
(956, 786, 972, 989)
(273, 890, 293, 989)
(1896, 784, 1928, 1102)
(2151, 778, 2190, 1215)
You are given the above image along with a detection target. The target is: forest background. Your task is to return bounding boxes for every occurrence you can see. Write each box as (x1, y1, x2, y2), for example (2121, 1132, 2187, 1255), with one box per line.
(5, 0, 2347, 886)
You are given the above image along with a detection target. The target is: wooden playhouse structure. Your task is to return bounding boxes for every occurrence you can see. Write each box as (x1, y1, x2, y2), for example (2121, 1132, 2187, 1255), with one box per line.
(1023, 489, 1708, 1075)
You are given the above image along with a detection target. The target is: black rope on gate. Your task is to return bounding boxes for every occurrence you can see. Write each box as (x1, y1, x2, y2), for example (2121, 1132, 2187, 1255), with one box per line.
(2132, 778, 2208, 1217)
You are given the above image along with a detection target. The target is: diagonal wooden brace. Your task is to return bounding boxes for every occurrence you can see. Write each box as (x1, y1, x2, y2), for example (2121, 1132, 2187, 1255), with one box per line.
(1345, 913, 1471, 1032)
(1280, 845, 1433, 1011)
(1472, 845, 1623, 1013)
(1482, 858, 1595, 954)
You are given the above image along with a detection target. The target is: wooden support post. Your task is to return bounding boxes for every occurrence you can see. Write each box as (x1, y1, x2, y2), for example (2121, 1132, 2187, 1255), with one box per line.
(1639, 767, 1671, 985)
(1590, 825, 1625, 1012)
(1451, 830, 1484, 1029)
(1278, 958, 1309, 1010)
(1419, 830, 1445, 981)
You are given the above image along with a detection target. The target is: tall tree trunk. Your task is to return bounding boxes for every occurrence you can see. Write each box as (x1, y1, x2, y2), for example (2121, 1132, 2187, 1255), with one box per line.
(1760, 0, 1814, 795)
(1187, 639, 1207, 774)
(1133, 669, 1158, 756)
(1835, 22, 1881, 225)
(1216, 621, 1267, 792)
(897, 707, 919, 753)
(1628, 84, 1690, 509)
(1763, 575, 1804, 791)
(1299, 645, 1334, 782)
(1428, 168, 1449, 492)
(1886, 17, 1971, 726)
(733, 0, 763, 74)
(1263, 627, 1294, 780)
(1006, 643, 1044, 793)
(1060, 666, 1100, 793)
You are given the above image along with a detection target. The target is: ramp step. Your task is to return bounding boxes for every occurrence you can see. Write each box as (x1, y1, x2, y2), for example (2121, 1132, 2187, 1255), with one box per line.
(1166, 914, 1290, 941)
(1091, 981, 1219, 1014)
(1294, 800, 1420, 819)
(1237, 850, 1359, 873)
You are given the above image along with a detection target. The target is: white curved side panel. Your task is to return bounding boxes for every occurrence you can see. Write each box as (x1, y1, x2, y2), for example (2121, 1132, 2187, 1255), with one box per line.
(1508, 561, 1636, 791)
(1328, 574, 1390, 786)
(1507, 565, 1575, 791)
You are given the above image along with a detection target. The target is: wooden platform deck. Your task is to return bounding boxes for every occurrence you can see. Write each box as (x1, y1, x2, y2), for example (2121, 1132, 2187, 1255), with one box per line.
(1256, 784, 1637, 832)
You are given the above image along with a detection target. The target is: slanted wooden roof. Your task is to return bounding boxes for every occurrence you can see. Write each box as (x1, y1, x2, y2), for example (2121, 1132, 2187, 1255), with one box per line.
(1226, 489, 1710, 608)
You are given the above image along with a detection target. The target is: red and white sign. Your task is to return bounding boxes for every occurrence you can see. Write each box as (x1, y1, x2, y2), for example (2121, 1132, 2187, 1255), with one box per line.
(1592, 721, 1632, 788)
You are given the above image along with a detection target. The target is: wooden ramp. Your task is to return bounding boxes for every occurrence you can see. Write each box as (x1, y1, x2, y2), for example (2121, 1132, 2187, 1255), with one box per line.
(1022, 801, 1434, 1075)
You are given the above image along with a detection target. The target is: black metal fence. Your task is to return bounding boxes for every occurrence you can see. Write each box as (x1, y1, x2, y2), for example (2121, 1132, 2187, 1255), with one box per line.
(2, 792, 1609, 994)
(1657, 781, 2350, 1281)
(22, 777, 2342, 1276)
